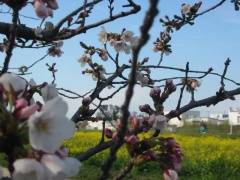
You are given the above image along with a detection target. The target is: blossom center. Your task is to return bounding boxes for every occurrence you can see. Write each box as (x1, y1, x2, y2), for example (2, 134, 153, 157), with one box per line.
(37, 121, 49, 132)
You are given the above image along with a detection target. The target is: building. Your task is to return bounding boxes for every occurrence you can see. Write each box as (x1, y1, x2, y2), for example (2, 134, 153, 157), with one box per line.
(181, 110, 200, 120)
(164, 111, 183, 127)
(228, 107, 240, 125)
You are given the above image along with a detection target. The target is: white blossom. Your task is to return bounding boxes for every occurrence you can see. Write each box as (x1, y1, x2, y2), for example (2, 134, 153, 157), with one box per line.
(113, 41, 125, 53)
(181, 4, 191, 14)
(55, 40, 63, 48)
(34, 27, 43, 38)
(76, 54, 88, 67)
(41, 154, 81, 180)
(41, 83, 59, 103)
(28, 97, 75, 153)
(109, 39, 116, 46)
(121, 31, 134, 42)
(12, 159, 45, 180)
(98, 26, 107, 44)
(128, 71, 143, 82)
(152, 45, 159, 52)
(140, 76, 149, 87)
(123, 44, 131, 54)
(130, 36, 139, 47)
(0, 72, 27, 99)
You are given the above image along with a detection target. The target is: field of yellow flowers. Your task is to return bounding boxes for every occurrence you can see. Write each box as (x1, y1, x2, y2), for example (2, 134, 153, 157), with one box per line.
(63, 131, 240, 179)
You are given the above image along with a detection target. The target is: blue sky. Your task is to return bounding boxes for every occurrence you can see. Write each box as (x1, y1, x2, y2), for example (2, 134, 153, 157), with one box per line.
(0, 0, 240, 117)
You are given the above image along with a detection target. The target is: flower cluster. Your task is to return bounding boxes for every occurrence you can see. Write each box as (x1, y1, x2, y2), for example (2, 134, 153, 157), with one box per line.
(138, 80, 178, 133)
(33, 0, 59, 19)
(48, 40, 64, 57)
(181, 78, 201, 92)
(98, 26, 139, 54)
(152, 31, 172, 55)
(159, 2, 202, 31)
(102, 79, 183, 179)
(128, 57, 154, 87)
(158, 137, 184, 179)
(0, 73, 81, 179)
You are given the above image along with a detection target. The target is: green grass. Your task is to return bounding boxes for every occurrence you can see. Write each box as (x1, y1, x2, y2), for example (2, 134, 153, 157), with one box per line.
(176, 123, 240, 138)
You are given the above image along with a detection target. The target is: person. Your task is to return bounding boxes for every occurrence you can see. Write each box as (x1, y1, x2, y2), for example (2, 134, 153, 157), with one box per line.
(200, 120, 207, 133)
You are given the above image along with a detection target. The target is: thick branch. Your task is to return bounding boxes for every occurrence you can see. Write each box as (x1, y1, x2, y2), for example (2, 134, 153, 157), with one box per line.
(178, 87, 240, 115)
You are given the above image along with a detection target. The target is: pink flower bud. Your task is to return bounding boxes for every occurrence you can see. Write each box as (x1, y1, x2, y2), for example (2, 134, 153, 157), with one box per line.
(148, 114, 156, 125)
(168, 84, 177, 93)
(15, 98, 28, 111)
(47, 0, 59, 10)
(139, 104, 151, 113)
(82, 96, 91, 106)
(104, 128, 113, 139)
(18, 103, 41, 120)
(116, 119, 122, 130)
(132, 116, 140, 132)
(165, 79, 173, 87)
(112, 132, 118, 141)
(149, 87, 161, 98)
(125, 135, 139, 145)
(33, 0, 49, 19)
(47, 7, 53, 17)
(68, 16, 73, 22)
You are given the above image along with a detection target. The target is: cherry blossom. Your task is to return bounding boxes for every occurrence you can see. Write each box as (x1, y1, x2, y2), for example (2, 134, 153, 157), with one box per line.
(33, 0, 49, 19)
(129, 36, 139, 47)
(98, 26, 107, 44)
(41, 154, 81, 180)
(140, 76, 149, 87)
(34, 27, 43, 38)
(41, 83, 59, 103)
(181, 4, 191, 14)
(76, 54, 89, 67)
(33, 0, 59, 19)
(113, 40, 125, 53)
(14, 98, 41, 120)
(48, 41, 64, 57)
(0, 72, 27, 100)
(151, 45, 159, 52)
(13, 159, 45, 180)
(28, 97, 75, 153)
(47, 0, 59, 10)
(99, 49, 108, 61)
(121, 31, 134, 42)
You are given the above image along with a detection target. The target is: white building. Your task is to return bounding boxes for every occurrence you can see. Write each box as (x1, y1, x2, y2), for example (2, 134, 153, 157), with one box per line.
(210, 113, 228, 120)
(228, 107, 240, 125)
(87, 120, 117, 130)
(165, 111, 183, 127)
